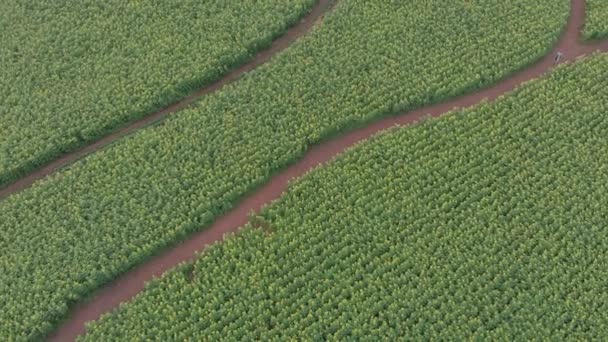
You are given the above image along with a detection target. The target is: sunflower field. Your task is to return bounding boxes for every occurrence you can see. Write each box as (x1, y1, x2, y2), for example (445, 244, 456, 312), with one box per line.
(83, 54, 608, 340)
(583, 0, 608, 40)
(0, 0, 316, 187)
(0, 0, 569, 339)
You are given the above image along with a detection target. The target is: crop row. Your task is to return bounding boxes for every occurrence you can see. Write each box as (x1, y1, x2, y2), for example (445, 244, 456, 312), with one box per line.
(0, 0, 316, 187)
(0, 0, 569, 339)
(83, 54, 608, 340)
(583, 0, 608, 39)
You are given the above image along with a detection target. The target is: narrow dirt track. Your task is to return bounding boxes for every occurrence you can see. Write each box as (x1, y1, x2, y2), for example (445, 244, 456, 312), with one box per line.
(48, 0, 608, 340)
(0, 0, 335, 201)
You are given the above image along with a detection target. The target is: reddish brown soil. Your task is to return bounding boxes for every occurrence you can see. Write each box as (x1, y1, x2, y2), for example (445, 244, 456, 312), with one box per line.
(43, 0, 607, 340)
(0, 0, 335, 201)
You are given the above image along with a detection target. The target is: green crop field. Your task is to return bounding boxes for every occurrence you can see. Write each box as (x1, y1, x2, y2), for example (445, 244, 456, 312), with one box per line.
(82, 54, 608, 340)
(0, 0, 315, 187)
(0, 1, 571, 339)
(584, 0, 608, 39)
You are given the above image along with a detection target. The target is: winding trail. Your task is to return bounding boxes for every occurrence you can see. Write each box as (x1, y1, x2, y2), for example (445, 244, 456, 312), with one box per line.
(48, 0, 608, 340)
(0, 0, 335, 201)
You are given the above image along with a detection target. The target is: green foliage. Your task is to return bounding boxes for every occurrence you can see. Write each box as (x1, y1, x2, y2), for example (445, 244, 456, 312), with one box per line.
(583, 0, 608, 40)
(83, 54, 608, 340)
(0, 0, 315, 187)
(0, 0, 569, 339)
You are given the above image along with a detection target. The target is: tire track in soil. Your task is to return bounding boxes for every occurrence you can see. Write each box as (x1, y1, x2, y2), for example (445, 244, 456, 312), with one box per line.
(0, 0, 335, 201)
(46, 0, 607, 340)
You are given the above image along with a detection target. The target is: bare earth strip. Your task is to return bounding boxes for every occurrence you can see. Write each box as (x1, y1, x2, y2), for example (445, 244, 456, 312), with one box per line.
(0, 0, 335, 201)
(46, 0, 607, 340)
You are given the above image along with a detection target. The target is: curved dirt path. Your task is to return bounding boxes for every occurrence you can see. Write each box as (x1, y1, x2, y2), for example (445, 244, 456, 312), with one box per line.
(49, 0, 608, 340)
(0, 0, 335, 201)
